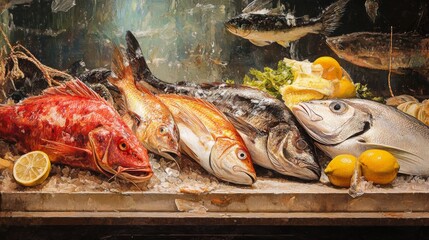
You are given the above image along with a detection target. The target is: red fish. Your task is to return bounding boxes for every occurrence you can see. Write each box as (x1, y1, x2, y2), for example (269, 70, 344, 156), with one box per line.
(0, 80, 152, 183)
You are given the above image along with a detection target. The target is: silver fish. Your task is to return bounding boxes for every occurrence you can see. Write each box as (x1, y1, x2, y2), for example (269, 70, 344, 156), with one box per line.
(292, 99, 429, 176)
(224, 0, 349, 47)
(125, 31, 320, 181)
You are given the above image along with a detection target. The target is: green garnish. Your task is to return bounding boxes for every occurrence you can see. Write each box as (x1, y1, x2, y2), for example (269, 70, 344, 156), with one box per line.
(242, 60, 294, 99)
(355, 83, 384, 103)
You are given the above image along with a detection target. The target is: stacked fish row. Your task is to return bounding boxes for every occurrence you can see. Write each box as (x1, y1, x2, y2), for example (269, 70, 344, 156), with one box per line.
(0, 31, 324, 186)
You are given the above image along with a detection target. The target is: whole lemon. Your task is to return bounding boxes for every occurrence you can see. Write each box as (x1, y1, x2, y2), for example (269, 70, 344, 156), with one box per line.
(324, 154, 357, 187)
(358, 149, 400, 185)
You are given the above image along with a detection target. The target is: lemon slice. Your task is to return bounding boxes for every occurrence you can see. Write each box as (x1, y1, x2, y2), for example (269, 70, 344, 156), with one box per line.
(13, 151, 51, 187)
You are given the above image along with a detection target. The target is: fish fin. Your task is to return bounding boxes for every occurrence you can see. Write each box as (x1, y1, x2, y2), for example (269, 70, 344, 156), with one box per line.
(108, 46, 137, 89)
(360, 142, 425, 175)
(122, 112, 137, 133)
(321, 0, 350, 35)
(249, 39, 272, 46)
(276, 41, 290, 48)
(41, 139, 92, 157)
(192, 97, 231, 122)
(242, 0, 274, 13)
(223, 112, 262, 141)
(21, 79, 105, 104)
(125, 31, 166, 94)
(167, 99, 212, 138)
(179, 142, 200, 163)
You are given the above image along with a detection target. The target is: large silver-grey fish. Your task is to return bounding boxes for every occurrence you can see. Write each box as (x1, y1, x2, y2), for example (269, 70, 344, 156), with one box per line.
(125, 31, 320, 181)
(224, 0, 349, 47)
(292, 99, 429, 176)
(326, 32, 429, 74)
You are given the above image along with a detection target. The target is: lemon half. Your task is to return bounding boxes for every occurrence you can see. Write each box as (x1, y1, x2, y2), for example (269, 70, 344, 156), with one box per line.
(13, 151, 51, 187)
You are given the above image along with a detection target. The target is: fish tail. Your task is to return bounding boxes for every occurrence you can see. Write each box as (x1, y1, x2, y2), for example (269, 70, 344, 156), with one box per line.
(321, 0, 349, 35)
(125, 31, 174, 94)
(108, 46, 135, 90)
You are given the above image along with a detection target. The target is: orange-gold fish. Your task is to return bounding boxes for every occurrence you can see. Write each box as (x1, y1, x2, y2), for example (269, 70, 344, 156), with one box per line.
(108, 47, 180, 161)
(0, 80, 152, 183)
(157, 94, 256, 185)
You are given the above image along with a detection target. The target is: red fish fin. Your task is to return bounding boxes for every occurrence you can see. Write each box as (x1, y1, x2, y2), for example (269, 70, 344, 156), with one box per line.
(108, 45, 138, 91)
(21, 80, 105, 104)
(42, 139, 92, 158)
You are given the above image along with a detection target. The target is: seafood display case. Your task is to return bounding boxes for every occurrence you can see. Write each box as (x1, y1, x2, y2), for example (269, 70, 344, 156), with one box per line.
(1, 0, 429, 238)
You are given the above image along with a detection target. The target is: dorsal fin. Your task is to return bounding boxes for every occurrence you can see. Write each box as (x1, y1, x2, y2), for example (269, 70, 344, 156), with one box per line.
(21, 79, 105, 104)
(193, 97, 230, 122)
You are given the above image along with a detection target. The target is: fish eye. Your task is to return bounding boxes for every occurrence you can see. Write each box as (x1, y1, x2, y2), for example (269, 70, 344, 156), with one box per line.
(329, 101, 347, 114)
(159, 126, 168, 135)
(119, 141, 128, 151)
(295, 138, 308, 150)
(237, 150, 247, 160)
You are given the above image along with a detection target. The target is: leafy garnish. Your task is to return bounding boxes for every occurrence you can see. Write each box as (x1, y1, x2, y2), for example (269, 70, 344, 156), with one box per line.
(355, 83, 384, 103)
(242, 60, 294, 99)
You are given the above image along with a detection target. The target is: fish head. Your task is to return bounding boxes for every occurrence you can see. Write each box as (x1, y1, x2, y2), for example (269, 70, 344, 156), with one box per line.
(292, 100, 371, 146)
(326, 34, 382, 69)
(139, 119, 181, 161)
(267, 123, 320, 180)
(224, 14, 255, 38)
(88, 126, 153, 183)
(210, 137, 256, 185)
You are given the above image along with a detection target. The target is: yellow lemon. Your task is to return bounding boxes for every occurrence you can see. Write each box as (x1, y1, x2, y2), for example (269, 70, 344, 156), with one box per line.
(13, 151, 51, 187)
(313, 56, 343, 80)
(331, 76, 357, 98)
(358, 149, 400, 185)
(324, 154, 358, 188)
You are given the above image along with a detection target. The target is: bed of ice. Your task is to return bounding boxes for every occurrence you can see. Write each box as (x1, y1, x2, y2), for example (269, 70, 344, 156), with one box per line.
(1, 140, 429, 195)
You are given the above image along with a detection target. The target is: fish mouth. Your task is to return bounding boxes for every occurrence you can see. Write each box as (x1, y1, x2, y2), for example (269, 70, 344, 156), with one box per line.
(296, 163, 321, 181)
(114, 167, 154, 183)
(158, 148, 181, 161)
(232, 165, 257, 185)
(292, 103, 323, 121)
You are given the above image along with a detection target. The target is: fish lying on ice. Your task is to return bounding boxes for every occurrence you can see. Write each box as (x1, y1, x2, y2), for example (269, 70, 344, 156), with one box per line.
(125, 31, 320, 181)
(326, 32, 429, 73)
(108, 47, 180, 161)
(0, 80, 153, 183)
(157, 94, 257, 185)
(292, 99, 429, 176)
(224, 0, 349, 47)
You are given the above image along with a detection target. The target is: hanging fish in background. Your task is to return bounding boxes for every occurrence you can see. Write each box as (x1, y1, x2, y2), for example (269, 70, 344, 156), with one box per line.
(224, 0, 349, 47)
(108, 47, 181, 162)
(326, 32, 429, 74)
(365, 0, 379, 23)
(125, 31, 320, 181)
(0, 80, 153, 183)
(292, 99, 429, 176)
(157, 94, 257, 185)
